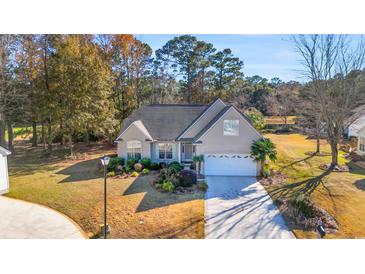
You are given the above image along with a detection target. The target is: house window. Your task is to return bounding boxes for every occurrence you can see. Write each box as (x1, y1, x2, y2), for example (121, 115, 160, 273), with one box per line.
(127, 140, 142, 160)
(159, 143, 173, 160)
(360, 137, 365, 152)
(223, 120, 239, 136)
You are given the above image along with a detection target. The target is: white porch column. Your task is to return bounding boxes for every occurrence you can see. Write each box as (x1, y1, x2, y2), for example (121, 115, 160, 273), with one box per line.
(177, 143, 181, 162)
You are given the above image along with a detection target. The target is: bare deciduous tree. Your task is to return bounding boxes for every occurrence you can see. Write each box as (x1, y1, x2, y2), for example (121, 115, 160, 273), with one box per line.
(293, 34, 365, 168)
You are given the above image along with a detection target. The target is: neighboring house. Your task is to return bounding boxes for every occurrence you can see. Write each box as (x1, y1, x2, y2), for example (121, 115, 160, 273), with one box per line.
(357, 126, 365, 156)
(116, 99, 262, 176)
(345, 104, 365, 139)
(0, 146, 11, 194)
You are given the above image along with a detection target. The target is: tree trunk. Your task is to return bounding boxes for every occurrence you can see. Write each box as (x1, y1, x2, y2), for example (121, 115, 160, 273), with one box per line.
(330, 141, 338, 168)
(261, 159, 265, 177)
(68, 134, 74, 156)
(60, 121, 64, 146)
(0, 119, 6, 148)
(47, 120, 52, 151)
(316, 134, 321, 154)
(32, 121, 38, 147)
(41, 122, 46, 150)
(7, 122, 14, 152)
(84, 131, 90, 146)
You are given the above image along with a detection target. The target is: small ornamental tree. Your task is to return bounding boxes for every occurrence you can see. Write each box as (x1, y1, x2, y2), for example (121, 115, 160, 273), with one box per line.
(245, 108, 265, 131)
(250, 138, 277, 176)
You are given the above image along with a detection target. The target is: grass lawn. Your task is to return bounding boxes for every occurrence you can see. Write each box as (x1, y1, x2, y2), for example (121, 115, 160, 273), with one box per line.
(6, 143, 204, 239)
(265, 133, 365, 239)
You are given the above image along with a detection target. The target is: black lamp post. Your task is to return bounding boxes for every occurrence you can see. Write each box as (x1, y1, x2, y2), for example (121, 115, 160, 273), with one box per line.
(100, 155, 110, 239)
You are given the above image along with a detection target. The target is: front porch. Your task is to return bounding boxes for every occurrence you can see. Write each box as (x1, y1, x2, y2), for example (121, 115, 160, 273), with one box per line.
(180, 143, 196, 163)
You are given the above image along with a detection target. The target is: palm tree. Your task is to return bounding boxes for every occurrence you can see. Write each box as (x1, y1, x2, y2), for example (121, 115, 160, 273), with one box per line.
(250, 138, 277, 176)
(193, 155, 204, 175)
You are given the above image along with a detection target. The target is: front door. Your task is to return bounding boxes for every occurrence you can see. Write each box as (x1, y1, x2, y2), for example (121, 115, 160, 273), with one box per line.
(182, 143, 193, 161)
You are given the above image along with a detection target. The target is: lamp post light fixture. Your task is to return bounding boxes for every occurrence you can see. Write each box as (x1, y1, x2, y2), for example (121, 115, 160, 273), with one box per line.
(100, 155, 110, 239)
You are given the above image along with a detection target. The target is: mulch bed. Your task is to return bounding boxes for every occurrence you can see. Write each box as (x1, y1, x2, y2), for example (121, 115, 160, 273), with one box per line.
(277, 198, 339, 234)
(319, 163, 349, 172)
(259, 170, 286, 186)
(304, 151, 331, 157)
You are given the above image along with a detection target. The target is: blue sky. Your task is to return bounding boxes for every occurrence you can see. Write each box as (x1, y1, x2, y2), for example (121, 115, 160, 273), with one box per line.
(135, 34, 304, 82)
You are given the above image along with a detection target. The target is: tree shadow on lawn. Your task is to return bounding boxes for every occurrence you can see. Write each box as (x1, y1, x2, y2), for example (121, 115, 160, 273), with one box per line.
(348, 162, 365, 176)
(354, 179, 365, 191)
(269, 169, 332, 200)
(123, 175, 203, 212)
(278, 154, 315, 172)
(57, 158, 102, 183)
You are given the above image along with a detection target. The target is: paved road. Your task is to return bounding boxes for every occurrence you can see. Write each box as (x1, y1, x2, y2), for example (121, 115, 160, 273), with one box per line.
(0, 196, 85, 239)
(205, 176, 295, 239)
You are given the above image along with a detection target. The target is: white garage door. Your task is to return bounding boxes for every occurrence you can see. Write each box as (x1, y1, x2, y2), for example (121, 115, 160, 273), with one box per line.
(204, 154, 257, 176)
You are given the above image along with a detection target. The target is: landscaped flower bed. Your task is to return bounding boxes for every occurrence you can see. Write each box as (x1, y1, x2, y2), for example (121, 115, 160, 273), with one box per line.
(151, 162, 208, 194)
(276, 195, 339, 234)
(98, 156, 159, 178)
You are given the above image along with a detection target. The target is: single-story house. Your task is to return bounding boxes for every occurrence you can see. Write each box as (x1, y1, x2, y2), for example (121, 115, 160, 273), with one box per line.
(0, 146, 11, 194)
(345, 104, 365, 139)
(357, 126, 365, 156)
(115, 98, 262, 176)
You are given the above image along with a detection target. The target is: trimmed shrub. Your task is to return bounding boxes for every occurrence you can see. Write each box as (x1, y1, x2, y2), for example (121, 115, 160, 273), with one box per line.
(179, 170, 197, 187)
(107, 171, 115, 177)
(134, 163, 143, 172)
(162, 181, 175, 192)
(289, 194, 315, 218)
(197, 181, 208, 191)
(168, 161, 183, 174)
(107, 157, 125, 172)
(155, 183, 163, 190)
(150, 162, 159, 170)
(127, 158, 138, 169)
(141, 157, 151, 169)
(123, 165, 131, 174)
(142, 168, 149, 175)
(131, 171, 139, 177)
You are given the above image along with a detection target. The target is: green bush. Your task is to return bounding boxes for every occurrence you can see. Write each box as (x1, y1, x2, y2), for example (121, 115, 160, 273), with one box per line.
(289, 194, 315, 218)
(162, 181, 175, 192)
(150, 162, 159, 170)
(107, 171, 115, 177)
(197, 181, 208, 191)
(127, 158, 138, 169)
(155, 183, 163, 190)
(142, 168, 149, 175)
(134, 163, 143, 172)
(131, 171, 139, 177)
(123, 165, 131, 174)
(141, 157, 151, 168)
(107, 157, 125, 172)
(179, 169, 197, 187)
(168, 161, 183, 174)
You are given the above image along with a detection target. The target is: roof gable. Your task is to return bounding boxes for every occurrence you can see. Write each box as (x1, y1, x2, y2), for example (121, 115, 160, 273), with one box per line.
(116, 120, 153, 141)
(194, 105, 262, 142)
(176, 98, 227, 140)
(116, 104, 207, 141)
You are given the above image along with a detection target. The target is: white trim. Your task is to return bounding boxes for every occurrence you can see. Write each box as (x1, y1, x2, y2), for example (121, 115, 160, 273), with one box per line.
(0, 146, 11, 156)
(195, 106, 262, 142)
(177, 98, 226, 140)
(115, 120, 154, 142)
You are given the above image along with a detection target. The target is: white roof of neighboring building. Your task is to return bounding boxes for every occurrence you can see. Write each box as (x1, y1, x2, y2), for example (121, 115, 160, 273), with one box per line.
(0, 146, 11, 156)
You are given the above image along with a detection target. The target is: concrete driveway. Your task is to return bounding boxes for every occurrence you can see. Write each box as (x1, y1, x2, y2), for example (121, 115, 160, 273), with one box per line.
(205, 176, 295, 239)
(0, 196, 85, 239)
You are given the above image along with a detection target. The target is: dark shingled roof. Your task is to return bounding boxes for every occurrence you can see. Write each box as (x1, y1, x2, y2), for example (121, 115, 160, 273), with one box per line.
(117, 104, 208, 141)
